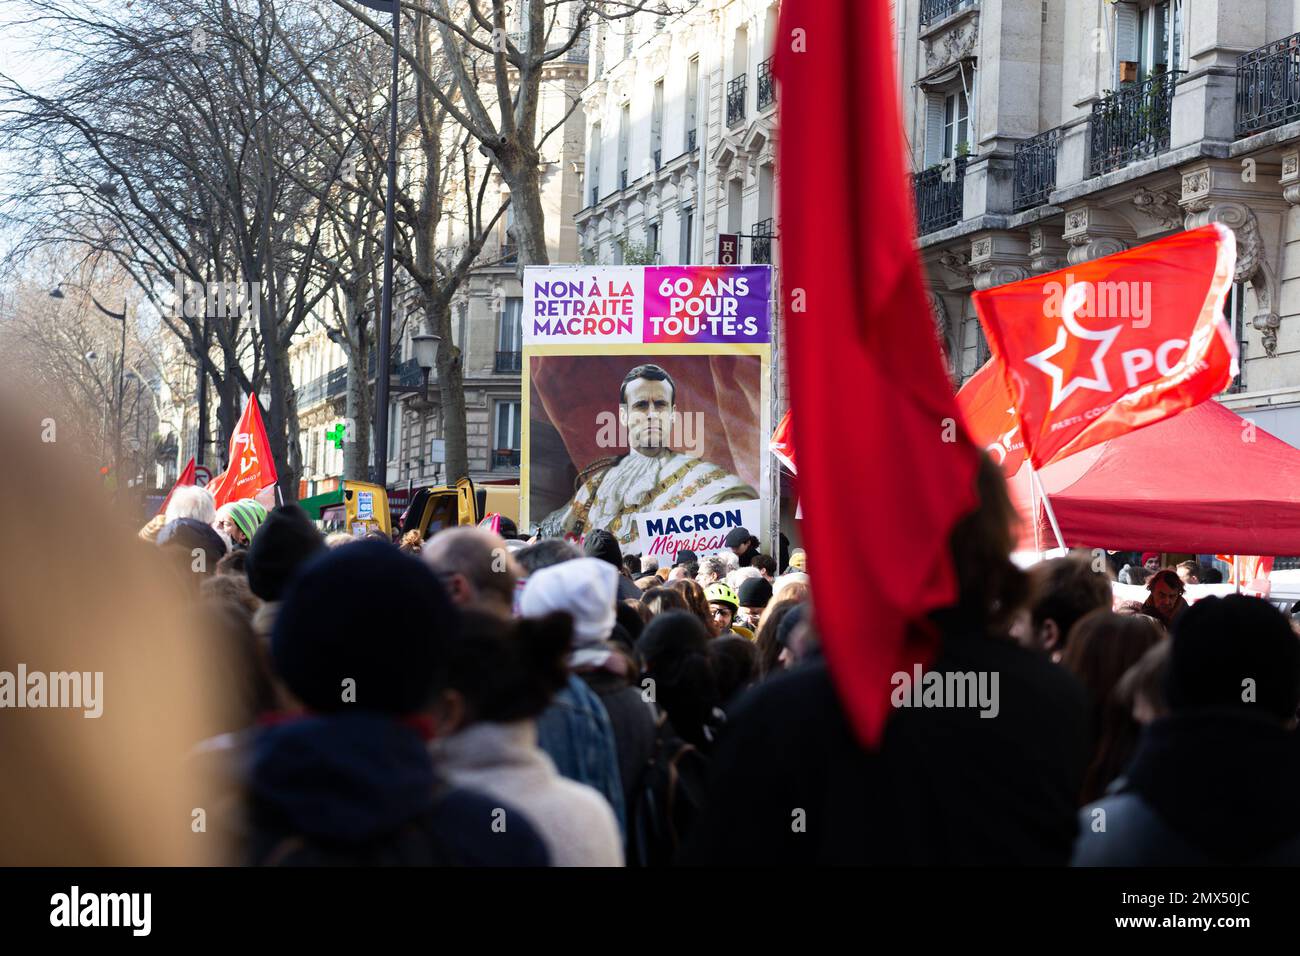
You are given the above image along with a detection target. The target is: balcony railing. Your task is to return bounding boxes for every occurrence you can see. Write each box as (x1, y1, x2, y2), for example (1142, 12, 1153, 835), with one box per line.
(494, 350, 522, 374)
(394, 357, 423, 389)
(295, 365, 348, 409)
(920, 0, 974, 28)
(493, 449, 521, 469)
(751, 218, 774, 264)
(1236, 33, 1300, 137)
(1013, 129, 1059, 211)
(687, 128, 697, 151)
(727, 74, 747, 128)
(913, 155, 967, 235)
(1089, 71, 1183, 177)
(757, 56, 776, 110)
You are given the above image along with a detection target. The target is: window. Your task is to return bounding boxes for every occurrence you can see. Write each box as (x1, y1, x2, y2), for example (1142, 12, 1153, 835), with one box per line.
(1115, 1, 1183, 84)
(727, 178, 743, 234)
(593, 24, 605, 77)
(681, 209, 694, 264)
(1226, 282, 1248, 393)
(685, 56, 700, 150)
(589, 121, 601, 205)
(493, 401, 521, 469)
(943, 91, 969, 160)
(646, 222, 659, 260)
(651, 79, 664, 168)
(388, 401, 400, 463)
(498, 297, 522, 353)
(618, 104, 630, 189)
(623, 19, 634, 57)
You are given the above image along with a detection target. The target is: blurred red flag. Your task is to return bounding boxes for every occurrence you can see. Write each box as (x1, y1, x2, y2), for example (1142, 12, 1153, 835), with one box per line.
(956, 359, 1025, 476)
(972, 225, 1238, 468)
(207, 399, 279, 508)
(1214, 554, 1274, 588)
(775, 0, 981, 748)
(769, 409, 796, 475)
(156, 456, 196, 517)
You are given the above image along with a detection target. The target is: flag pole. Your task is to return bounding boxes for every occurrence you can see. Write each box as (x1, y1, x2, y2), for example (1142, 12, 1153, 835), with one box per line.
(372, 0, 401, 488)
(1030, 464, 1066, 551)
(1028, 465, 1041, 555)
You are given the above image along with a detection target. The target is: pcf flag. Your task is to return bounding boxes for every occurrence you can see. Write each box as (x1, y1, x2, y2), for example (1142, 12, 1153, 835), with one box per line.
(972, 224, 1238, 468)
(775, 0, 982, 748)
(207, 398, 278, 508)
(956, 359, 1025, 476)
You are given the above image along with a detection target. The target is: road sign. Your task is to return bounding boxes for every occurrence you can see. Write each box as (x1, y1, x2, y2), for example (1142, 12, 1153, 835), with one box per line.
(194, 465, 213, 486)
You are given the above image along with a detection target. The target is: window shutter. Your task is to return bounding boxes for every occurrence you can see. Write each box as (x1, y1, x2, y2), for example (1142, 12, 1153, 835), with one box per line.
(924, 94, 945, 166)
(1114, 2, 1140, 71)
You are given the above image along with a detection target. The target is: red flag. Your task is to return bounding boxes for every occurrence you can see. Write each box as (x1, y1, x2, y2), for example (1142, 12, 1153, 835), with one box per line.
(1214, 554, 1274, 588)
(207, 398, 279, 508)
(775, 0, 981, 748)
(956, 359, 1026, 476)
(156, 456, 197, 517)
(973, 225, 1238, 468)
(769, 409, 796, 475)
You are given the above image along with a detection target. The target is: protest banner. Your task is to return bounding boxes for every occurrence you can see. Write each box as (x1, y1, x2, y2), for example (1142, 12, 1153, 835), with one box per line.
(523, 265, 773, 550)
(632, 499, 764, 560)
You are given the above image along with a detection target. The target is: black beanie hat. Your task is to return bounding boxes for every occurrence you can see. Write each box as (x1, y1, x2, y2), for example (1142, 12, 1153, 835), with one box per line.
(724, 526, 751, 549)
(246, 504, 326, 601)
(272, 541, 462, 715)
(777, 603, 808, 649)
(1167, 595, 1300, 721)
(673, 549, 698, 568)
(583, 528, 623, 568)
(157, 517, 227, 568)
(737, 576, 773, 608)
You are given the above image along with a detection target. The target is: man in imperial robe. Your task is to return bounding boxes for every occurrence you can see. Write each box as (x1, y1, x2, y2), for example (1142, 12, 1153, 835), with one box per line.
(536, 363, 757, 546)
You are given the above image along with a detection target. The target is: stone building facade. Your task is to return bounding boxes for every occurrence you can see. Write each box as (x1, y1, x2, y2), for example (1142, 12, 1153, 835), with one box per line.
(899, 0, 1300, 446)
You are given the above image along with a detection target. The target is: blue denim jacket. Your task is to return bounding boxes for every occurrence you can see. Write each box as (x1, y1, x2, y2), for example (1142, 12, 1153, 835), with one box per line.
(536, 673, 626, 835)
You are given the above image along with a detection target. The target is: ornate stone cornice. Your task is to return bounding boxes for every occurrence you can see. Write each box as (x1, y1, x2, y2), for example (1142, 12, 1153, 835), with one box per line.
(923, 17, 979, 75)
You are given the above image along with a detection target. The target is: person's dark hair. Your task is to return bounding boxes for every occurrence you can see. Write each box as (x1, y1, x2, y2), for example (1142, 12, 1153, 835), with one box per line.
(1146, 568, 1184, 595)
(515, 538, 582, 575)
(616, 599, 648, 645)
(667, 577, 712, 631)
(199, 599, 278, 735)
(1079, 632, 1170, 804)
(641, 585, 689, 617)
(1175, 559, 1202, 582)
(497, 516, 518, 540)
(1166, 595, 1300, 722)
(751, 553, 777, 578)
(446, 609, 572, 724)
(681, 560, 699, 580)
(754, 598, 803, 677)
(708, 636, 758, 705)
(622, 553, 642, 576)
(637, 610, 718, 748)
(365, 530, 391, 543)
(620, 363, 675, 404)
(946, 454, 1030, 635)
(1203, 567, 1224, 585)
(1028, 556, 1113, 650)
(216, 549, 248, 577)
(1060, 610, 1166, 803)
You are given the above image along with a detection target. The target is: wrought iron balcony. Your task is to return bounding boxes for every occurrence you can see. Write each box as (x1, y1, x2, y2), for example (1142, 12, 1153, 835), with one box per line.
(494, 350, 522, 374)
(913, 155, 967, 235)
(500, 241, 518, 265)
(294, 365, 348, 409)
(758, 56, 776, 110)
(394, 357, 423, 389)
(1236, 32, 1300, 136)
(920, 0, 975, 28)
(1013, 129, 1059, 211)
(727, 74, 747, 128)
(492, 449, 521, 469)
(751, 218, 774, 264)
(687, 128, 697, 151)
(1089, 71, 1183, 177)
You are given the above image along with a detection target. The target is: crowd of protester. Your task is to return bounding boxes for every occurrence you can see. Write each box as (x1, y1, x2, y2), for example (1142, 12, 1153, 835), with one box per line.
(10, 386, 1299, 866)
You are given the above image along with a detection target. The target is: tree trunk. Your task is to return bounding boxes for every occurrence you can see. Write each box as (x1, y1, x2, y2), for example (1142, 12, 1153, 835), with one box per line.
(498, 152, 549, 268)
(426, 292, 468, 482)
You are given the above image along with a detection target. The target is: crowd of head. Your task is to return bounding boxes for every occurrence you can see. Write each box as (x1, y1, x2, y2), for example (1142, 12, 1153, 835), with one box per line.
(135, 483, 815, 866)
(9, 392, 1300, 866)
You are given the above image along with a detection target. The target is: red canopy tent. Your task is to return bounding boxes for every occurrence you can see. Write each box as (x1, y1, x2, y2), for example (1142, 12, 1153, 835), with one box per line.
(1008, 400, 1300, 555)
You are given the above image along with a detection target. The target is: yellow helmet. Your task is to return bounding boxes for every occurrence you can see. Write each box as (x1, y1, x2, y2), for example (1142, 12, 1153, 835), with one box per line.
(705, 582, 739, 610)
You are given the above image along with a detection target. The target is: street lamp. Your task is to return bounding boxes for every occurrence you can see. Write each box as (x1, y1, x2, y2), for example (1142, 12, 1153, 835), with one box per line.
(49, 283, 129, 482)
(410, 332, 441, 402)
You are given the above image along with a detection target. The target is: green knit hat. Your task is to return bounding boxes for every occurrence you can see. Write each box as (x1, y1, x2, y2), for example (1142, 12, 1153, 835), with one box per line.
(227, 499, 268, 544)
